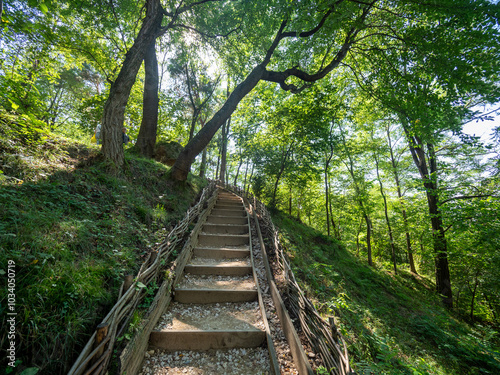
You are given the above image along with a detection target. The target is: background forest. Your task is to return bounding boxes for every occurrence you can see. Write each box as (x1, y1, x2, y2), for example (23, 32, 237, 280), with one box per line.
(1, 0, 500, 374)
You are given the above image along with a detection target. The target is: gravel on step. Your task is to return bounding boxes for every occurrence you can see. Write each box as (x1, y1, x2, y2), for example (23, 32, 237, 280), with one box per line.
(155, 302, 265, 331)
(139, 347, 271, 375)
(187, 258, 250, 266)
(175, 274, 256, 290)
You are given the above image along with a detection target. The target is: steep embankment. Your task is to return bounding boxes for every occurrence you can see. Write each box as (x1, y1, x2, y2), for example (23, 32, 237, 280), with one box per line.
(0, 117, 206, 374)
(271, 211, 500, 375)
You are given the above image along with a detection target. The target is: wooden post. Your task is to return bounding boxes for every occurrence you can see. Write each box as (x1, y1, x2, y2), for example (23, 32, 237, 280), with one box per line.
(150, 250, 158, 264)
(123, 275, 134, 294)
(94, 323, 109, 360)
(329, 317, 339, 343)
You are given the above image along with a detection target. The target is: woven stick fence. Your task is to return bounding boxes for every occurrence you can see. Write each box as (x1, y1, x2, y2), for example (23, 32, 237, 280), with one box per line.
(68, 181, 216, 375)
(225, 183, 354, 375)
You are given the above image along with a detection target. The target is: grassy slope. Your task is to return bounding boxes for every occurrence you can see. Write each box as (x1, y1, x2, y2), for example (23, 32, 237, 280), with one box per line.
(0, 118, 206, 374)
(271, 211, 500, 375)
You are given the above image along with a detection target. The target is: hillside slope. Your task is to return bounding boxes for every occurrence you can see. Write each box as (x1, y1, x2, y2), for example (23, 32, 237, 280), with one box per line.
(271, 211, 500, 375)
(0, 117, 206, 374)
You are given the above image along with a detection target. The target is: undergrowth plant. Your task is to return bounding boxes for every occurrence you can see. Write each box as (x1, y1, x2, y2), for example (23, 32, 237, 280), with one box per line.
(0, 117, 206, 374)
(271, 210, 500, 375)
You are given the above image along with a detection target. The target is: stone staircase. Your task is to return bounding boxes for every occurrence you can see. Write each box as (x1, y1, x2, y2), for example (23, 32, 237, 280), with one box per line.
(143, 190, 271, 373)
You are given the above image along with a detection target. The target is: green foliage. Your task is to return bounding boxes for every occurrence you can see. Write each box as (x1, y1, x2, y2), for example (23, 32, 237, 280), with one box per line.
(0, 124, 205, 373)
(272, 210, 500, 375)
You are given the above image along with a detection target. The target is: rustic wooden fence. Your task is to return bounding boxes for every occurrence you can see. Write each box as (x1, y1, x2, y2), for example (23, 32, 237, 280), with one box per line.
(226, 184, 355, 375)
(68, 181, 217, 375)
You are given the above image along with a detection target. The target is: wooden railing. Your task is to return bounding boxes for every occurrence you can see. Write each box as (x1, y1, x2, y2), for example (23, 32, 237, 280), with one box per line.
(225, 183, 355, 375)
(68, 181, 217, 375)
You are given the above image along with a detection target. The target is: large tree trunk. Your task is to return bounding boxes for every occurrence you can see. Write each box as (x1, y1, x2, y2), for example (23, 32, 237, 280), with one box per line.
(101, 0, 163, 166)
(400, 116, 453, 308)
(170, 65, 266, 181)
(135, 39, 159, 158)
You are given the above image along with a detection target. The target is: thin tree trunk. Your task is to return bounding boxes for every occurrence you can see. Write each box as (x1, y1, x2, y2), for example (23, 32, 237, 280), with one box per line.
(243, 159, 249, 192)
(198, 117, 208, 178)
(387, 126, 417, 273)
(356, 218, 363, 257)
(364, 213, 373, 266)
(271, 143, 293, 207)
(469, 271, 480, 323)
(484, 293, 498, 321)
(233, 156, 243, 186)
(215, 144, 220, 180)
(220, 117, 230, 184)
(329, 199, 341, 241)
(135, 39, 159, 158)
(339, 123, 373, 266)
(199, 148, 208, 178)
(246, 163, 254, 195)
(373, 148, 397, 273)
(325, 154, 332, 236)
(188, 109, 200, 141)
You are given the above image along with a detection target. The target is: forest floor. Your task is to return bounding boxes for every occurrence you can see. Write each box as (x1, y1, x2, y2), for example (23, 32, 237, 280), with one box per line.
(271, 211, 500, 375)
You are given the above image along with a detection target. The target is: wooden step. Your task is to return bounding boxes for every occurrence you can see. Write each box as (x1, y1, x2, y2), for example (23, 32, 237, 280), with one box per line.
(185, 263, 252, 276)
(210, 208, 246, 217)
(206, 215, 247, 225)
(193, 247, 250, 259)
(149, 330, 265, 351)
(214, 203, 245, 210)
(202, 223, 248, 234)
(218, 194, 240, 199)
(198, 233, 249, 247)
(174, 289, 258, 303)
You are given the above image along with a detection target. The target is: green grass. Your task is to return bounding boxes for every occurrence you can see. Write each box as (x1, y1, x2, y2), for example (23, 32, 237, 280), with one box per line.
(271, 210, 500, 375)
(0, 117, 206, 374)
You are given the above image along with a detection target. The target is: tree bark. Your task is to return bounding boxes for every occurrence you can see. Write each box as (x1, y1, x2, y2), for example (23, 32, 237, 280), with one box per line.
(340, 123, 373, 266)
(400, 115, 453, 308)
(220, 117, 230, 184)
(135, 39, 159, 158)
(271, 143, 293, 207)
(233, 155, 243, 186)
(102, 0, 163, 166)
(171, 65, 266, 181)
(169, 2, 374, 181)
(325, 152, 332, 236)
(329, 199, 341, 241)
(246, 163, 254, 195)
(373, 148, 397, 274)
(386, 126, 417, 273)
(243, 159, 249, 192)
(199, 147, 208, 178)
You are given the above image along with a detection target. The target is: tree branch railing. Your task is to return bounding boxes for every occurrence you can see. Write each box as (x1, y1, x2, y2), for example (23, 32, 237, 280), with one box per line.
(222, 182, 355, 375)
(68, 181, 217, 375)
